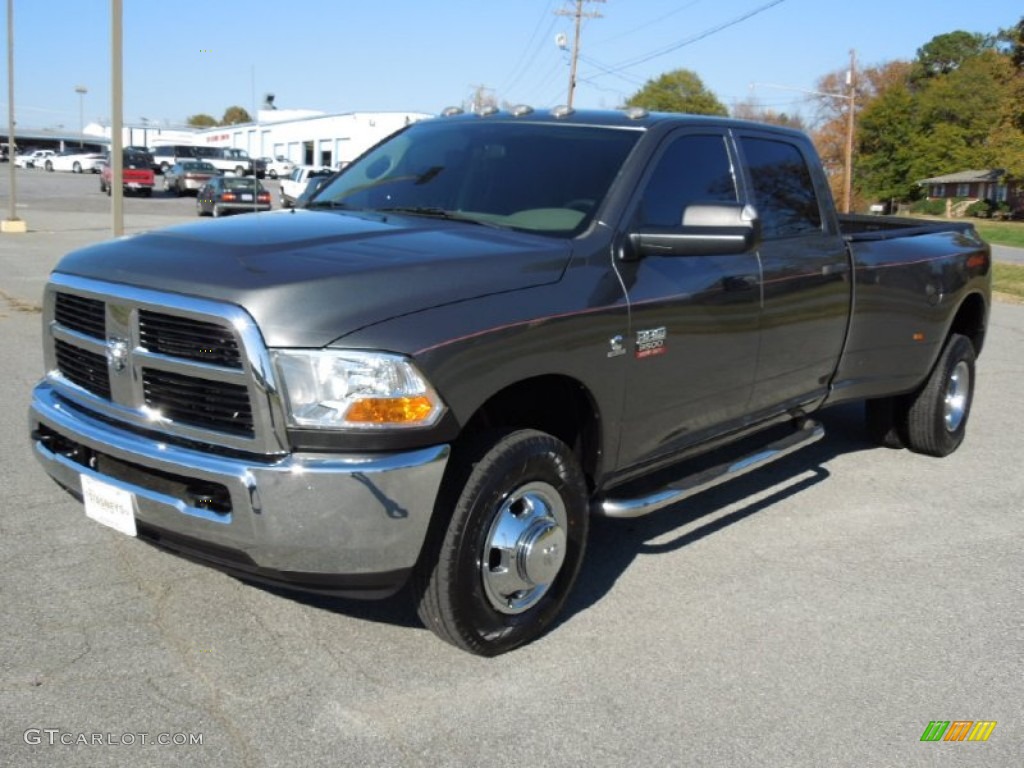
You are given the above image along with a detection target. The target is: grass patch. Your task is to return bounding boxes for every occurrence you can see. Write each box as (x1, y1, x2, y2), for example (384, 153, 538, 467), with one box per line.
(994, 263, 1024, 300)
(972, 220, 1024, 249)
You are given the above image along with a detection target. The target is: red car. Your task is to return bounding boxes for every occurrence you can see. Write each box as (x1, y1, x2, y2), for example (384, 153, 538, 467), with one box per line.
(99, 150, 155, 197)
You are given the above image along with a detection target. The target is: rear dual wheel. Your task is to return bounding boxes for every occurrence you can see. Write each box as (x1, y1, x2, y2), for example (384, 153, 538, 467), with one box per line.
(865, 333, 976, 457)
(414, 430, 588, 656)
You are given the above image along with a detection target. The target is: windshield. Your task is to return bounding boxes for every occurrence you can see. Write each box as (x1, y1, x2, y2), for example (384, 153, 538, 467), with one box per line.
(311, 120, 641, 237)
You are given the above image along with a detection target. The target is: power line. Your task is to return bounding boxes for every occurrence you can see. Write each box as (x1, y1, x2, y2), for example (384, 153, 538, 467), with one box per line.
(497, 0, 560, 98)
(589, 0, 788, 81)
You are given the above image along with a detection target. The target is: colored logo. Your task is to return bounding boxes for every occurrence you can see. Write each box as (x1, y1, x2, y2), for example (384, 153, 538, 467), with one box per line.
(920, 721, 996, 742)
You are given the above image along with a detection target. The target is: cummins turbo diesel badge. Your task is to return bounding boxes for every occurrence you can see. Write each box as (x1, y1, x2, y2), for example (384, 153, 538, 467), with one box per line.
(635, 327, 666, 359)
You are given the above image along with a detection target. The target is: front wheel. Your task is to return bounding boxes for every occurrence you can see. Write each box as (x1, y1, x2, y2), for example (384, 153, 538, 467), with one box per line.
(414, 430, 588, 656)
(73, 161, 82, 173)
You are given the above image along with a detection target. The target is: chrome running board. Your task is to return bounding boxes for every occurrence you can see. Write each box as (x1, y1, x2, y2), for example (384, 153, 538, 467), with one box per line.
(596, 420, 825, 518)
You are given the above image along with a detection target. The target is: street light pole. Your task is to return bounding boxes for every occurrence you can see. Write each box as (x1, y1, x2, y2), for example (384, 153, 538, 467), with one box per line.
(74, 84, 87, 147)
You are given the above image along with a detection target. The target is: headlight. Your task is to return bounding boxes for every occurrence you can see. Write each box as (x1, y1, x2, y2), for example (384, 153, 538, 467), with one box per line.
(272, 350, 445, 429)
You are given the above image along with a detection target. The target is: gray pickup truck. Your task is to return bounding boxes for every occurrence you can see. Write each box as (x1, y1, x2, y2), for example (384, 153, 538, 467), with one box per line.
(29, 108, 991, 655)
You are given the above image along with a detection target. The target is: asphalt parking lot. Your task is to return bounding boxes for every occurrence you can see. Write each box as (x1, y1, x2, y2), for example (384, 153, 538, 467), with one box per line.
(1, 169, 1022, 767)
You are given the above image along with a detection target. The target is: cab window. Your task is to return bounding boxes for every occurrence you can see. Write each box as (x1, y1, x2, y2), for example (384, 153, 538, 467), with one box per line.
(635, 134, 737, 227)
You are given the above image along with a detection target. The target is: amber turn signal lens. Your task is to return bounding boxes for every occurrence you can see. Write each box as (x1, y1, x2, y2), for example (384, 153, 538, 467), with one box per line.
(345, 396, 436, 425)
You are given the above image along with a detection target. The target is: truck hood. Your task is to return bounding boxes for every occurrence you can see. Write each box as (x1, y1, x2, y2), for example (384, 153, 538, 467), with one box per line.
(56, 210, 572, 347)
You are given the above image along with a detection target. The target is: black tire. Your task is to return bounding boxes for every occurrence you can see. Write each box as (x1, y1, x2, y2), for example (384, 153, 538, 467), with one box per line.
(141, 188, 152, 197)
(213, 205, 223, 218)
(902, 334, 976, 457)
(72, 161, 82, 173)
(865, 397, 905, 449)
(44, 160, 53, 172)
(99, 178, 106, 193)
(414, 429, 588, 656)
(196, 198, 207, 217)
(268, 169, 277, 179)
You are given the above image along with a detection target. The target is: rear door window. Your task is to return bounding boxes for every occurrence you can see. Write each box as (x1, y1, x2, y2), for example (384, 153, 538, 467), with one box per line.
(739, 137, 822, 239)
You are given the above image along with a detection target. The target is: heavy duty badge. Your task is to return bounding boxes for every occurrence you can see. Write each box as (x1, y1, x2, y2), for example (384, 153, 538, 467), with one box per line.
(635, 327, 667, 359)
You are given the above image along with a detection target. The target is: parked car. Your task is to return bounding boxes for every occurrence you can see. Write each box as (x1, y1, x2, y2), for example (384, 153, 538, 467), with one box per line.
(196, 176, 271, 217)
(279, 165, 333, 207)
(45, 149, 107, 174)
(163, 161, 219, 196)
(263, 155, 296, 180)
(98, 149, 155, 196)
(15, 149, 56, 169)
(192, 146, 254, 177)
(151, 144, 200, 173)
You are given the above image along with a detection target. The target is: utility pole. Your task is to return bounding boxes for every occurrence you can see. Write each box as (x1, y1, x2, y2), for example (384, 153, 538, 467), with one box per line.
(556, 0, 604, 108)
(3, 0, 26, 233)
(842, 49, 857, 214)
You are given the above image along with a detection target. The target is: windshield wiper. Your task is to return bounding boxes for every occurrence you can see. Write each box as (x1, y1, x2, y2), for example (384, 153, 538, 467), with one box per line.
(375, 206, 497, 227)
(304, 200, 355, 210)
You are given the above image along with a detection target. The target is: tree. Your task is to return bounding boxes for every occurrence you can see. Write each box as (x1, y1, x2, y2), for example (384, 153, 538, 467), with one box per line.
(856, 80, 917, 201)
(221, 106, 252, 125)
(731, 99, 806, 130)
(186, 113, 217, 128)
(912, 30, 992, 79)
(625, 69, 727, 116)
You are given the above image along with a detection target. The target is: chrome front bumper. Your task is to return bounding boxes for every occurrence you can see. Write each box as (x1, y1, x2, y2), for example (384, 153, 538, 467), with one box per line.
(29, 382, 449, 597)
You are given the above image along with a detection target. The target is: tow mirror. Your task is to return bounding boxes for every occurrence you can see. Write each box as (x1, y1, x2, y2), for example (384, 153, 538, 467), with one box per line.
(625, 203, 761, 259)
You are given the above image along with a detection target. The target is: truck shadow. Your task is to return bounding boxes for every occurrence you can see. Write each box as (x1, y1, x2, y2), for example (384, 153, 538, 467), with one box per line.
(557, 401, 879, 628)
(258, 402, 885, 635)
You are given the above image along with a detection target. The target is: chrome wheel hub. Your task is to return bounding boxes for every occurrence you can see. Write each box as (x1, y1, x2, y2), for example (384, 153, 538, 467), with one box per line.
(481, 481, 567, 615)
(943, 360, 970, 433)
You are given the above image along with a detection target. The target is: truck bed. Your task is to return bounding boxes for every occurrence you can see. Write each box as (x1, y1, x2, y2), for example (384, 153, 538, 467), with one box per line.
(838, 213, 976, 241)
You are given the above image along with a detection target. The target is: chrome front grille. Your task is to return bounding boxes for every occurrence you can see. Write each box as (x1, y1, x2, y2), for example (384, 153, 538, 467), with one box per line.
(44, 274, 287, 455)
(54, 339, 111, 399)
(138, 309, 243, 368)
(142, 369, 254, 437)
(55, 292, 105, 339)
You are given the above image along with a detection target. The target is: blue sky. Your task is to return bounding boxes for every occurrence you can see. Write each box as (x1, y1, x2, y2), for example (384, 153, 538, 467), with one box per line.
(1, 0, 1019, 131)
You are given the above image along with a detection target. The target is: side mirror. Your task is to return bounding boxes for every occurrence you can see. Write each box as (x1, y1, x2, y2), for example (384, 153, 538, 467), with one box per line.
(625, 203, 761, 259)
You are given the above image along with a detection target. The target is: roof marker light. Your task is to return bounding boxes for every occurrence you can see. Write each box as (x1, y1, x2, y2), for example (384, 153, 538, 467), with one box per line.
(478, 105, 499, 117)
(441, 106, 464, 117)
(510, 105, 534, 117)
(551, 105, 575, 118)
(624, 106, 649, 120)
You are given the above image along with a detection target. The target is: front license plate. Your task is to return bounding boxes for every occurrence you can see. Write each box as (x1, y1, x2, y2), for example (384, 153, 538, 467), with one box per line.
(240, 194, 253, 201)
(81, 474, 138, 537)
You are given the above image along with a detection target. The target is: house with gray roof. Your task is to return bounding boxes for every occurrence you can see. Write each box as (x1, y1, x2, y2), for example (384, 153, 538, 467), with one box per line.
(918, 169, 1021, 213)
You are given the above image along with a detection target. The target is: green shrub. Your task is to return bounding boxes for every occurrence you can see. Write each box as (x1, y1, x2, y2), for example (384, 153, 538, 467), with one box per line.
(910, 199, 947, 216)
(966, 200, 992, 218)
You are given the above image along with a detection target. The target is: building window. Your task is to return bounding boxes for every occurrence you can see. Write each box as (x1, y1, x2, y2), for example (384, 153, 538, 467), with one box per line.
(996, 184, 1008, 203)
(956, 183, 971, 197)
(933, 184, 945, 198)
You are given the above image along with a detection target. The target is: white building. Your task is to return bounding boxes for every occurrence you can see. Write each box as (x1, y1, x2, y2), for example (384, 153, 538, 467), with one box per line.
(175, 110, 431, 168)
(87, 109, 434, 168)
